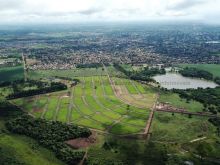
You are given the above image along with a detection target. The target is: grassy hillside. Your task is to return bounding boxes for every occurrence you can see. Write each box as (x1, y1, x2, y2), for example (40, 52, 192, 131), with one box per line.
(0, 120, 64, 165)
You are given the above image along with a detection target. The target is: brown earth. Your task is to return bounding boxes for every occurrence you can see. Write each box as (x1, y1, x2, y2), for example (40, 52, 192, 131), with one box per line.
(32, 108, 43, 113)
(66, 132, 97, 149)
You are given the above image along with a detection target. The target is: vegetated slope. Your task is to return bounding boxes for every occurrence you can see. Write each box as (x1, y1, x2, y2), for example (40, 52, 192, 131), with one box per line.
(0, 101, 64, 165)
(6, 115, 91, 165)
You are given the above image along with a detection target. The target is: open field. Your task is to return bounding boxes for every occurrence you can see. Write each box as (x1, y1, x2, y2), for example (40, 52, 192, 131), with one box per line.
(11, 75, 154, 135)
(179, 64, 220, 77)
(28, 68, 107, 79)
(0, 65, 24, 82)
(150, 112, 216, 143)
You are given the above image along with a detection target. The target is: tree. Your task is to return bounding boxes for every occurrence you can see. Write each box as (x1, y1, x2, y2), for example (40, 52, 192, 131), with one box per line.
(196, 142, 213, 160)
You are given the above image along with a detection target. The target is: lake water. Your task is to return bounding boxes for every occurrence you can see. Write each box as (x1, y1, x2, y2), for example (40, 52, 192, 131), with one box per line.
(153, 73, 218, 89)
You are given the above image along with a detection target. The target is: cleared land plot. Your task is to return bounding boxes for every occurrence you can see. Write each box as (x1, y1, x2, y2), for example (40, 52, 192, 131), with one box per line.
(12, 75, 152, 134)
(113, 80, 156, 109)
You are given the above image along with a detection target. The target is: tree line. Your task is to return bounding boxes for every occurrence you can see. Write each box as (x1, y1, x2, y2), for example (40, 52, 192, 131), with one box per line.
(179, 67, 220, 85)
(7, 82, 67, 99)
(76, 63, 110, 69)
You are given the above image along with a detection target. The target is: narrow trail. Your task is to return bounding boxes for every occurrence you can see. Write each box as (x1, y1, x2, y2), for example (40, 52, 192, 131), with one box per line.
(91, 77, 123, 119)
(66, 88, 74, 123)
(129, 79, 145, 98)
(156, 108, 218, 118)
(53, 96, 61, 121)
(190, 137, 206, 143)
(143, 94, 158, 138)
(40, 97, 50, 119)
(106, 115, 127, 132)
(78, 148, 88, 165)
(117, 77, 147, 105)
(71, 82, 108, 126)
(99, 75, 148, 117)
(98, 75, 126, 109)
(103, 64, 147, 109)
(32, 95, 39, 114)
(22, 52, 28, 81)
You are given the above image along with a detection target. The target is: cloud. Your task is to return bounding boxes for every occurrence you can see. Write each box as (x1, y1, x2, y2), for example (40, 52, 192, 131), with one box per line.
(167, 0, 206, 11)
(78, 8, 104, 15)
(0, 0, 219, 24)
(0, 0, 25, 10)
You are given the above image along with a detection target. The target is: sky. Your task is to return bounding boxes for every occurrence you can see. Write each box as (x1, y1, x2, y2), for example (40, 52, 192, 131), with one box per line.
(0, 0, 219, 24)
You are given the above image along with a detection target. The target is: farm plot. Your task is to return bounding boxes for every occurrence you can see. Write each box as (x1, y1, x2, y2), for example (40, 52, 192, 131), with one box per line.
(112, 77, 157, 109)
(11, 75, 154, 135)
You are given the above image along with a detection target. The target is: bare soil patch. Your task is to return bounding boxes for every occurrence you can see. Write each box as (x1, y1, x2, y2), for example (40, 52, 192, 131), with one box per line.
(156, 103, 186, 112)
(32, 108, 43, 113)
(66, 132, 97, 149)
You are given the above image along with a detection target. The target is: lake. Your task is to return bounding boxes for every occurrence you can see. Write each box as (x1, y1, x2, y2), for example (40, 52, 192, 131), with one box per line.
(153, 72, 218, 89)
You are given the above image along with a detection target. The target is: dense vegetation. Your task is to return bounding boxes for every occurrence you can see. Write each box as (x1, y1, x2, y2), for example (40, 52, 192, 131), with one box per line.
(76, 63, 109, 68)
(0, 79, 24, 87)
(0, 100, 25, 118)
(113, 63, 165, 82)
(173, 87, 220, 114)
(54, 76, 80, 83)
(6, 115, 91, 164)
(179, 67, 220, 85)
(7, 82, 67, 99)
(179, 64, 220, 77)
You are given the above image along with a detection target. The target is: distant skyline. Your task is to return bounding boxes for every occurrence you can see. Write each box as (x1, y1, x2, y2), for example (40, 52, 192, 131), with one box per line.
(0, 0, 219, 24)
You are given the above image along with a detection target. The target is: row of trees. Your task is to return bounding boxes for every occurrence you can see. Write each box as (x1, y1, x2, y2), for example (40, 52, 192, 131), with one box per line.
(179, 67, 220, 85)
(7, 82, 67, 99)
(113, 63, 165, 82)
(76, 63, 110, 69)
(6, 115, 92, 164)
(54, 76, 80, 83)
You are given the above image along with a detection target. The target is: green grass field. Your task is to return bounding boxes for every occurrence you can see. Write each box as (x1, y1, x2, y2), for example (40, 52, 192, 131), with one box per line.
(28, 67, 110, 80)
(150, 112, 216, 142)
(12, 75, 152, 134)
(0, 65, 24, 82)
(179, 64, 220, 77)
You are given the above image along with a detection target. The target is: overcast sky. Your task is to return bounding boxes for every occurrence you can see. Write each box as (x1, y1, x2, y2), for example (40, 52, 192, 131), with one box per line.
(0, 0, 219, 24)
